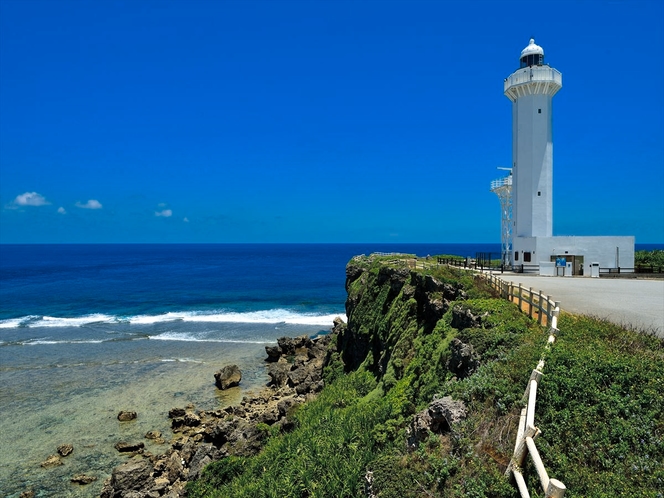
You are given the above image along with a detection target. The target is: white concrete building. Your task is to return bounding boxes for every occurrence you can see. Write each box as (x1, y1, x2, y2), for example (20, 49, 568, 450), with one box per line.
(503, 39, 634, 276)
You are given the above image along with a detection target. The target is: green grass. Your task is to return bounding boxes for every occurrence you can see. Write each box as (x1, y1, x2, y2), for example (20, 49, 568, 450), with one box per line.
(188, 257, 664, 498)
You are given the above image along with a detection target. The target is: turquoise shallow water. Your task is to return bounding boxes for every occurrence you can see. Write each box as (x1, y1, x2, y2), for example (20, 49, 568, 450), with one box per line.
(0, 322, 326, 497)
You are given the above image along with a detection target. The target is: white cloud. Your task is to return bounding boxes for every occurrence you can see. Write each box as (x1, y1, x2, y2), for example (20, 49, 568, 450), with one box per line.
(13, 192, 50, 206)
(57, 207, 66, 214)
(155, 209, 172, 217)
(183, 217, 190, 222)
(75, 199, 103, 209)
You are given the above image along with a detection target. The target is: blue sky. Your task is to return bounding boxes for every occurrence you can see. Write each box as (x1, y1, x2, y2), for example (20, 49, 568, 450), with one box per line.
(1, 0, 662, 243)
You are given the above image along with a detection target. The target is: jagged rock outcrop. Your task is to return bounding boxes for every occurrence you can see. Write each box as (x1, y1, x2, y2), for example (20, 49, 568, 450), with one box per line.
(448, 338, 480, 379)
(214, 364, 242, 390)
(339, 256, 467, 375)
(99, 331, 336, 498)
(451, 304, 489, 330)
(408, 396, 467, 448)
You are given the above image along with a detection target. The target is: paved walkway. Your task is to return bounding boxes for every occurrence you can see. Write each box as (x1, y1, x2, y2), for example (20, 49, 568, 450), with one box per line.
(491, 273, 664, 337)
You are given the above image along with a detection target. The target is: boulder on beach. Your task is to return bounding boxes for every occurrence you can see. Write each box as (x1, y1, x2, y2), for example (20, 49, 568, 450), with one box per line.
(57, 444, 73, 457)
(168, 407, 186, 418)
(71, 474, 97, 485)
(114, 441, 145, 453)
(214, 364, 242, 390)
(117, 410, 137, 421)
(109, 459, 153, 492)
(40, 455, 63, 468)
(145, 430, 162, 440)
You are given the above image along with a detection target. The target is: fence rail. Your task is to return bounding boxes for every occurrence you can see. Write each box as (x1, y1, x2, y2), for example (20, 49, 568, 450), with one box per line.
(600, 266, 664, 274)
(479, 272, 567, 497)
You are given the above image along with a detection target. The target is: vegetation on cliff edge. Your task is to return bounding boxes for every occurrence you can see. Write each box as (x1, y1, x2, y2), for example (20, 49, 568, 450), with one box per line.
(188, 255, 664, 498)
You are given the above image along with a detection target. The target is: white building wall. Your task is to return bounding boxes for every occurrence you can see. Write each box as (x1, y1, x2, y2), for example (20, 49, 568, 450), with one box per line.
(514, 235, 635, 271)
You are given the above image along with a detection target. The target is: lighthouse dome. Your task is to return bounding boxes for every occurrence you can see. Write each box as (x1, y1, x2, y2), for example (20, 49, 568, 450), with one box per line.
(520, 38, 544, 68)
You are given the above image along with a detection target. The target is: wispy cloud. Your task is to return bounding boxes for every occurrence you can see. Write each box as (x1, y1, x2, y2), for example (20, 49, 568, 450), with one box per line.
(13, 192, 50, 207)
(183, 217, 190, 222)
(155, 209, 172, 217)
(57, 207, 66, 214)
(75, 199, 103, 209)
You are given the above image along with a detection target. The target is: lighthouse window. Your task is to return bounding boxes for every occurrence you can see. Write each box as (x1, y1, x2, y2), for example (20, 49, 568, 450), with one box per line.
(524, 252, 532, 262)
(538, 109, 541, 113)
(538, 191, 541, 196)
(520, 53, 543, 68)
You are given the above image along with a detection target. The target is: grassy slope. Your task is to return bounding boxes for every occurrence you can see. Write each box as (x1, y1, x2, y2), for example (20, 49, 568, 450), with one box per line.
(188, 257, 664, 498)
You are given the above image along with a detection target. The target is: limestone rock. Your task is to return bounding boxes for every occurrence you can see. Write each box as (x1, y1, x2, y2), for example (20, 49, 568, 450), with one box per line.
(57, 444, 73, 457)
(40, 455, 63, 468)
(214, 364, 242, 390)
(451, 305, 489, 330)
(114, 441, 145, 452)
(408, 396, 467, 448)
(168, 407, 186, 418)
(265, 345, 281, 362)
(267, 362, 291, 387)
(71, 473, 97, 484)
(110, 459, 153, 492)
(145, 430, 162, 440)
(448, 338, 479, 379)
(118, 410, 137, 421)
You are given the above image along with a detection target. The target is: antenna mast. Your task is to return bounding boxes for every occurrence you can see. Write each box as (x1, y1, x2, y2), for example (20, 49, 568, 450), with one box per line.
(490, 170, 513, 267)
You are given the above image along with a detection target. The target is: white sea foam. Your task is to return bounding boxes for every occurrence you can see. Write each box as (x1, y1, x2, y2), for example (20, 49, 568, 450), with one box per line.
(147, 331, 272, 344)
(22, 339, 106, 346)
(0, 310, 346, 329)
(160, 358, 204, 363)
(0, 318, 27, 329)
(130, 309, 345, 326)
(27, 314, 116, 328)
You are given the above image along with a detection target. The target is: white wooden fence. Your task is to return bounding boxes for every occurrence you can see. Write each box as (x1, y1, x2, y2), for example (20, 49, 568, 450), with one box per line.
(397, 257, 568, 495)
(482, 273, 567, 497)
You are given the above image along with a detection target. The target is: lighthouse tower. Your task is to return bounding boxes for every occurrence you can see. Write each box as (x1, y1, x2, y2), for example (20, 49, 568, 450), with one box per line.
(494, 39, 633, 275)
(505, 39, 562, 239)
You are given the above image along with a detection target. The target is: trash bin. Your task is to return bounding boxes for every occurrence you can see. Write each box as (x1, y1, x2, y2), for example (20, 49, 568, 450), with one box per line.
(590, 262, 600, 278)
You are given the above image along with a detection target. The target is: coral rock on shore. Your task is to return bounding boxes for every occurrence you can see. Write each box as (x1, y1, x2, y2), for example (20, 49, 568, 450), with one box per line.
(57, 444, 74, 457)
(40, 455, 63, 468)
(71, 473, 97, 485)
(99, 329, 339, 498)
(115, 441, 145, 453)
(214, 364, 242, 390)
(118, 410, 137, 421)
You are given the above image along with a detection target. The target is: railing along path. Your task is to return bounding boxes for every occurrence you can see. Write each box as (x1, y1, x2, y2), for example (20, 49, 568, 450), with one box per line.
(448, 263, 568, 497)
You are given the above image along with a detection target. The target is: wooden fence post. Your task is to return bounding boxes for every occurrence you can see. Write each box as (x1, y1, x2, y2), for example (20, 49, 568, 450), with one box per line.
(537, 290, 543, 325)
(545, 479, 567, 497)
(528, 287, 534, 319)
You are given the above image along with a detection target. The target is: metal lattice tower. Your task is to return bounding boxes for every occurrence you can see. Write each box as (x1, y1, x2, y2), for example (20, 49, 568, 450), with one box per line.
(490, 172, 513, 266)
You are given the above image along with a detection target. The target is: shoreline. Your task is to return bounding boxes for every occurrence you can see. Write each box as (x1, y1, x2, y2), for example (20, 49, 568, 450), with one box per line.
(95, 329, 337, 498)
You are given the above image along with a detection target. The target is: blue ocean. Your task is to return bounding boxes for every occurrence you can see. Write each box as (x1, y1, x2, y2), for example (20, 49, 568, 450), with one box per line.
(1, 243, 504, 497)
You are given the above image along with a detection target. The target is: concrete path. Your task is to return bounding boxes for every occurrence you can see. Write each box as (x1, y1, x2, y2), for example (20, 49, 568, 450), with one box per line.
(491, 273, 664, 337)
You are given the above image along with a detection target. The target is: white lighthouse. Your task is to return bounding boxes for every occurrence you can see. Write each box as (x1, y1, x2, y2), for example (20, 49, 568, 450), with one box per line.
(505, 39, 562, 239)
(496, 39, 634, 275)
